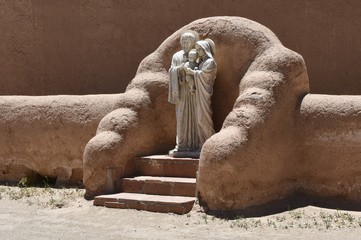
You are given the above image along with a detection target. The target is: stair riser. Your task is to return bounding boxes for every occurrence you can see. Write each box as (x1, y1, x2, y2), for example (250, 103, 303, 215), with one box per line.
(123, 180, 196, 197)
(135, 162, 198, 178)
(94, 156, 200, 215)
(104, 201, 193, 214)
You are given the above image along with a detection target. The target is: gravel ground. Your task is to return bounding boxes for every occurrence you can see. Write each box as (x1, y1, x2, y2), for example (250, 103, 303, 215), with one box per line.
(1, 186, 361, 240)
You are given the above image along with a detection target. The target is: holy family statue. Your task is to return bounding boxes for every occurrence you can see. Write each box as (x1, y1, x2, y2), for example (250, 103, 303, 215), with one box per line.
(168, 30, 217, 158)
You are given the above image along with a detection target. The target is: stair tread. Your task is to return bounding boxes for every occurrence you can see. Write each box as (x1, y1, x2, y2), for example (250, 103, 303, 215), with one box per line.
(95, 192, 195, 204)
(94, 155, 199, 214)
(136, 155, 199, 162)
(123, 176, 196, 184)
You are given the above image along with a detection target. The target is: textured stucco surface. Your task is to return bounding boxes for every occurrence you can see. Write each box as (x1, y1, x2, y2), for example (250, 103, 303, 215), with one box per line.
(83, 16, 361, 211)
(1, 14, 361, 211)
(82, 16, 311, 205)
(0, 94, 119, 184)
(297, 95, 361, 200)
(0, 0, 360, 95)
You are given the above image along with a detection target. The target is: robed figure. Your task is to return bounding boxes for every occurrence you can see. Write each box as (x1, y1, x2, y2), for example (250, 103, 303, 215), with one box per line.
(168, 31, 216, 158)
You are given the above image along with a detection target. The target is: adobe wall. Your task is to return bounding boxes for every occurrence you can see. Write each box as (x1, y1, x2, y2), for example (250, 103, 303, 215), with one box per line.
(297, 94, 361, 200)
(1, 14, 361, 211)
(0, 0, 360, 95)
(0, 94, 119, 184)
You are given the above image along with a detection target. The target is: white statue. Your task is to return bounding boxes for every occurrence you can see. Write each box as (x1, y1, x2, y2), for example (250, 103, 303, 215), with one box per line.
(184, 49, 198, 95)
(169, 31, 217, 158)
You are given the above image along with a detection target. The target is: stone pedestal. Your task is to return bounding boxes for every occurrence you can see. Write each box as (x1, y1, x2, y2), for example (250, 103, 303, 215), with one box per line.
(168, 149, 200, 158)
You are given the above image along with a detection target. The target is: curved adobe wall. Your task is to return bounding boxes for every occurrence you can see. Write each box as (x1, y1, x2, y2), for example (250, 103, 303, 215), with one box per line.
(83, 16, 361, 211)
(0, 0, 360, 95)
(0, 94, 119, 184)
(297, 94, 361, 200)
(82, 16, 310, 202)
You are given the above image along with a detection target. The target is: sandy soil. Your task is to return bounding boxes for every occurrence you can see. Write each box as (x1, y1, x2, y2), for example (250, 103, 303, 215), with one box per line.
(1, 186, 361, 240)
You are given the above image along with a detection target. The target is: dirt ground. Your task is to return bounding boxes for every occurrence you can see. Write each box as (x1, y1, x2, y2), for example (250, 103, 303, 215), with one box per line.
(1, 186, 361, 240)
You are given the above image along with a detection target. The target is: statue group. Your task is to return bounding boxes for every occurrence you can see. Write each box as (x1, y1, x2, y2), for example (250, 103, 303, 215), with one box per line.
(168, 31, 217, 158)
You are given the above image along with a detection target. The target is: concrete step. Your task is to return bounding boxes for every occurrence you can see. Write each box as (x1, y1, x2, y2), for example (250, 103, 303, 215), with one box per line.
(93, 155, 200, 214)
(134, 155, 199, 178)
(94, 192, 195, 214)
(122, 176, 196, 197)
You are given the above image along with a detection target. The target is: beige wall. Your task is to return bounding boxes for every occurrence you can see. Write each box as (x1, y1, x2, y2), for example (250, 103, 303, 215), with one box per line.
(0, 94, 119, 184)
(0, 0, 360, 95)
(297, 94, 361, 200)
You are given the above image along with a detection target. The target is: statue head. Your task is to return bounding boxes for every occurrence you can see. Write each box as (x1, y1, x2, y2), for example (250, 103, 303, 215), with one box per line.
(180, 30, 199, 53)
(195, 39, 215, 60)
(188, 49, 198, 63)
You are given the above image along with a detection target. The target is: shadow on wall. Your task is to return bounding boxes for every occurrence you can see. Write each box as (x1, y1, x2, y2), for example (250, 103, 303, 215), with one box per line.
(211, 40, 255, 131)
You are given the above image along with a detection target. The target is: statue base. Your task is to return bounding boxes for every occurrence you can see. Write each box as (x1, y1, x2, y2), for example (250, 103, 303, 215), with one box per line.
(168, 149, 200, 158)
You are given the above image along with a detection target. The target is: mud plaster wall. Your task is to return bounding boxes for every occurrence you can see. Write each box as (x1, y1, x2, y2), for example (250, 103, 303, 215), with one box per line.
(0, 0, 360, 95)
(0, 94, 119, 184)
(297, 94, 361, 200)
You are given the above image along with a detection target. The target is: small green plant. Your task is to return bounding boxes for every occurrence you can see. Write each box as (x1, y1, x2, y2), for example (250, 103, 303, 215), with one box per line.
(43, 176, 51, 188)
(312, 216, 319, 228)
(229, 217, 263, 229)
(289, 210, 303, 220)
(267, 219, 277, 229)
(18, 177, 28, 188)
(253, 219, 262, 228)
(275, 215, 286, 222)
(238, 220, 249, 230)
(319, 211, 333, 229)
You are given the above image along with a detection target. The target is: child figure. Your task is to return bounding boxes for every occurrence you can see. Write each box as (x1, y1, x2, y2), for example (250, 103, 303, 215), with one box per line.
(184, 49, 198, 94)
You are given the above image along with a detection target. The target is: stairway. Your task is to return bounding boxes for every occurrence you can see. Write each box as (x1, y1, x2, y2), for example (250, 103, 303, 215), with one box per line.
(93, 155, 199, 214)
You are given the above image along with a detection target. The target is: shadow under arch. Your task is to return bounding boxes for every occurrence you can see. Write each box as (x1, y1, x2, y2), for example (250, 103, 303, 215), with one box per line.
(202, 192, 361, 219)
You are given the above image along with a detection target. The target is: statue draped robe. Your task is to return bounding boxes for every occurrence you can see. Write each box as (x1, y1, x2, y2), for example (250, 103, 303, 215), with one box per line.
(169, 50, 217, 151)
(194, 58, 216, 145)
(169, 50, 199, 150)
